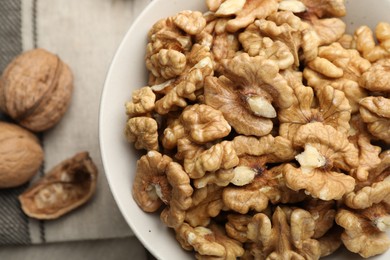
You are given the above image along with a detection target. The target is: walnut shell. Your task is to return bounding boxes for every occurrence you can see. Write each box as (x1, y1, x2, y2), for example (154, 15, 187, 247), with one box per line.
(18, 152, 98, 219)
(0, 48, 73, 132)
(0, 121, 43, 188)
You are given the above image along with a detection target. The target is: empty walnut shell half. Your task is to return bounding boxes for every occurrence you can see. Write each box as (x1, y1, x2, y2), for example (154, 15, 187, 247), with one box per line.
(0, 48, 73, 132)
(18, 152, 98, 220)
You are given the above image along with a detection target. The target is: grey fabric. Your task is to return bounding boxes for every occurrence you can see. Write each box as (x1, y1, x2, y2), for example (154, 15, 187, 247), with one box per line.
(0, 184, 30, 245)
(0, 0, 31, 246)
(0, 0, 22, 72)
(0, 237, 148, 260)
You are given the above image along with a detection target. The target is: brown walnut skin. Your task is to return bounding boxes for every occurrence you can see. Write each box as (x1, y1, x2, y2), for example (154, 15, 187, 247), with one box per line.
(19, 152, 98, 220)
(0, 121, 43, 188)
(0, 48, 74, 132)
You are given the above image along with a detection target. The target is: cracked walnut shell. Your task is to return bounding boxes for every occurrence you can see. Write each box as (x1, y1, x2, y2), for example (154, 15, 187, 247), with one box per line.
(0, 48, 73, 132)
(0, 121, 43, 188)
(19, 152, 98, 220)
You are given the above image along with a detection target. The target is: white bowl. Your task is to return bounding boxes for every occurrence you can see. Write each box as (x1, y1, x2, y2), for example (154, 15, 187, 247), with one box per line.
(99, 0, 390, 259)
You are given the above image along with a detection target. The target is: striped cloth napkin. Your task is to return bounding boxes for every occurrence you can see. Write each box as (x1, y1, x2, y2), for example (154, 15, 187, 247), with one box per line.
(0, 0, 151, 246)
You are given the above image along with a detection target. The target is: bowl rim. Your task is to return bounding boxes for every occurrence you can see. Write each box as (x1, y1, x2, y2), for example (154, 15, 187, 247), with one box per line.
(99, 1, 208, 259)
(98, 0, 158, 255)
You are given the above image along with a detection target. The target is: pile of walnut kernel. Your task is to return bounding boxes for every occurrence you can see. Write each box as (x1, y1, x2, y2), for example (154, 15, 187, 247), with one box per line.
(124, 0, 390, 259)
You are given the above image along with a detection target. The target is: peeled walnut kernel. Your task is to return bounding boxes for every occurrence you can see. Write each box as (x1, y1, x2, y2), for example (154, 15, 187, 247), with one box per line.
(284, 123, 358, 200)
(225, 214, 252, 243)
(223, 164, 305, 214)
(160, 162, 193, 229)
(19, 152, 98, 220)
(125, 117, 159, 151)
(154, 55, 213, 115)
(304, 42, 370, 113)
(224, 0, 279, 32)
(279, 70, 351, 141)
(345, 150, 390, 209)
(215, 0, 246, 16)
(147, 49, 187, 79)
(278, 0, 307, 13)
(348, 115, 382, 181)
(175, 223, 244, 259)
(132, 151, 172, 212)
(361, 58, 390, 92)
(336, 205, 390, 258)
(238, 24, 295, 69)
(205, 53, 293, 137)
(179, 138, 239, 179)
(196, 18, 241, 72)
(204, 76, 273, 137)
(173, 11, 206, 35)
(355, 23, 390, 62)
(185, 184, 226, 227)
(256, 12, 320, 66)
(303, 199, 337, 239)
(0, 48, 73, 132)
(180, 104, 231, 144)
(300, 0, 346, 18)
(125, 86, 155, 117)
(360, 96, 390, 144)
(247, 207, 321, 259)
(0, 121, 43, 188)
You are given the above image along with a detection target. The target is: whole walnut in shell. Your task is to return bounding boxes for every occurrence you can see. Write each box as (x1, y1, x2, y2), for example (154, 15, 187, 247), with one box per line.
(0, 121, 43, 188)
(0, 48, 73, 132)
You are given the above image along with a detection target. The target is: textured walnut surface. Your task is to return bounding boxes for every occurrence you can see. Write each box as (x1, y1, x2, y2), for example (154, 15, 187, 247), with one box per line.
(0, 48, 73, 132)
(124, 0, 390, 259)
(0, 121, 43, 188)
